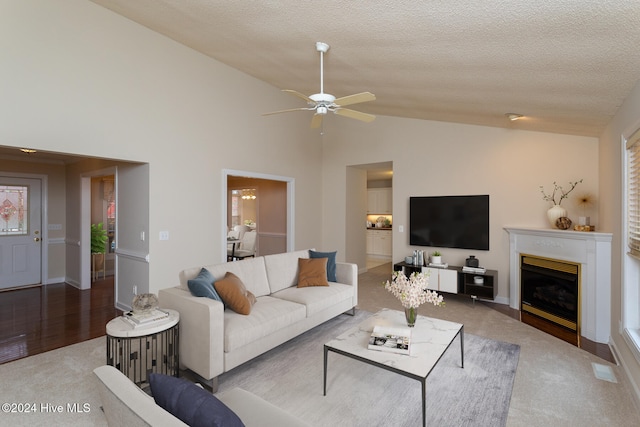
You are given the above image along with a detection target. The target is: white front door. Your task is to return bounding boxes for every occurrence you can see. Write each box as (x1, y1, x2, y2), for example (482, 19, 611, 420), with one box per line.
(0, 177, 42, 289)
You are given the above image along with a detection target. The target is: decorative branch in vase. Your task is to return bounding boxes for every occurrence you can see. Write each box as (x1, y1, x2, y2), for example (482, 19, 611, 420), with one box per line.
(539, 179, 582, 228)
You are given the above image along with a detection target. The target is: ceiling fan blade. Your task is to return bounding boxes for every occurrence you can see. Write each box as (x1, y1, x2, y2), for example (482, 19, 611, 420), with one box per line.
(282, 89, 314, 103)
(334, 92, 376, 107)
(262, 107, 311, 116)
(310, 113, 324, 129)
(334, 108, 376, 123)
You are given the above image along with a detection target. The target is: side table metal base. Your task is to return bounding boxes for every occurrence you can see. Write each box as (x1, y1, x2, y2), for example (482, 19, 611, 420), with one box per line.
(106, 322, 179, 388)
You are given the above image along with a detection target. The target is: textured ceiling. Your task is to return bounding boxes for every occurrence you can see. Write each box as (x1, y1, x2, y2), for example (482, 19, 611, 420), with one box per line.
(88, 0, 640, 137)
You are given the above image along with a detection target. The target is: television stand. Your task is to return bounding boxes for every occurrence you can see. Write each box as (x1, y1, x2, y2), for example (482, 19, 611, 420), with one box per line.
(393, 261, 497, 300)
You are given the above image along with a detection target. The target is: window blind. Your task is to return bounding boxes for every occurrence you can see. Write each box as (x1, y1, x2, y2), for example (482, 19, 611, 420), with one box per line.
(627, 128, 640, 258)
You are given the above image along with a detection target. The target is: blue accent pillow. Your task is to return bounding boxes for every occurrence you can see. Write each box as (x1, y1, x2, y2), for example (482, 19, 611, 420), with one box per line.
(149, 373, 245, 427)
(309, 250, 337, 282)
(187, 268, 223, 303)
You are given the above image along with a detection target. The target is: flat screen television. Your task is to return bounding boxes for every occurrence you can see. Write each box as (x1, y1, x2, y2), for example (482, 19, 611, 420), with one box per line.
(409, 195, 489, 250)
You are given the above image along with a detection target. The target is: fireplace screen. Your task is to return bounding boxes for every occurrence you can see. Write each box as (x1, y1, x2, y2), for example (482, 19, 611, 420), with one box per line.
(520, 256, 579, 331)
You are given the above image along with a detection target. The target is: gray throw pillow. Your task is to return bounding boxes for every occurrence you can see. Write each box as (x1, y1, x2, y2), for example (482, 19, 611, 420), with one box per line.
(309, 250, 337, 282)
(187, 268, 223, 303)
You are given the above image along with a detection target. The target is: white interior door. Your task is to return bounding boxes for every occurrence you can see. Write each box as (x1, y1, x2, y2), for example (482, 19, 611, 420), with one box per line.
(0, 177, 42, 289)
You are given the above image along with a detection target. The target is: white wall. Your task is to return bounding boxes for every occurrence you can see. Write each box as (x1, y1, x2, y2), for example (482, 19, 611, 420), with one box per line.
(0, 0, 323, 295)
(323, 115, 598, 304)
(599, 80, 640, 400)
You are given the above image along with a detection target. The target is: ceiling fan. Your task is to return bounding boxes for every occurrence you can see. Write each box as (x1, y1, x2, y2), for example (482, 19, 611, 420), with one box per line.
(263, 42, 376, 128)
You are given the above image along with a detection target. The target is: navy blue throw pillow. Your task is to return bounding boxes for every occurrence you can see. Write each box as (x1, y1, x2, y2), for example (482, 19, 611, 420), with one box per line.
(149, 373, 244, 427)
(187, 268, 223, 303)
(309, 250, 337, 282)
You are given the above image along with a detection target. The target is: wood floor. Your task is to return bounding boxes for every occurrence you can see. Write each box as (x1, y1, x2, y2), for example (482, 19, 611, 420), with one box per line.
(0, 277, 121, 365)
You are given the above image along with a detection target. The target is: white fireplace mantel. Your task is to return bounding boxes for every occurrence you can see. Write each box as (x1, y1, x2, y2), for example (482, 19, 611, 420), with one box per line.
(505, 227, 612, 344)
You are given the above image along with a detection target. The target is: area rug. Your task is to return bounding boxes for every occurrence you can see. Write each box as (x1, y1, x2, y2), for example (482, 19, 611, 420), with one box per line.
(217, 310, 520, 427)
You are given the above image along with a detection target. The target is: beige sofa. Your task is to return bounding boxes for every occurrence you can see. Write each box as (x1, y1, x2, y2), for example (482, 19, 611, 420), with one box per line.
(94, 365, 309, 426)
(159, 249, 358, 389)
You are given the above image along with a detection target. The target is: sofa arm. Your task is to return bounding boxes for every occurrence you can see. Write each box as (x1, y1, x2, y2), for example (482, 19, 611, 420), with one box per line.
(159, 287, 224, 381)
(335, 262, 358, 307)
(94, 365, 187, 426)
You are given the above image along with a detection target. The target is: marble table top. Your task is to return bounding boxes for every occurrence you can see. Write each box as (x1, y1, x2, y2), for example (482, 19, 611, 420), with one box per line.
(325, 308, 463, 378)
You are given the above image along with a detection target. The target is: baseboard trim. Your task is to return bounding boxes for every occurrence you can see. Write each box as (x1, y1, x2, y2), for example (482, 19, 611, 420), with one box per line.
(609, 338, 640, 413)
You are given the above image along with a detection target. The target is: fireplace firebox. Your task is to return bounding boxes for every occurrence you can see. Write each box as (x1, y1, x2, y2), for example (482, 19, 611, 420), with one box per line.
(520, 255, 580, 346)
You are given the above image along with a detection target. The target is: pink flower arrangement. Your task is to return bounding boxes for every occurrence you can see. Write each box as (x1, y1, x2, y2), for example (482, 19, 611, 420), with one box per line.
(384, 271, 444, 309)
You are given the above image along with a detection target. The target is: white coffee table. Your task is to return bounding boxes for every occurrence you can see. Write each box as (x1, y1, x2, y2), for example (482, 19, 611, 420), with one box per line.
(323, 308, 463, 427)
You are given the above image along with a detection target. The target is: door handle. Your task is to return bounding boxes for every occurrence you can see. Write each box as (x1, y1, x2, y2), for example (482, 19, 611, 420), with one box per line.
(34, 237, 40, 242)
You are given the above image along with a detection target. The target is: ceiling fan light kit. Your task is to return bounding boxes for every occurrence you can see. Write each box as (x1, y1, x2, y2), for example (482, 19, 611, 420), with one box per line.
(263, 42, 376, 128)
(506, 113, 524, 121)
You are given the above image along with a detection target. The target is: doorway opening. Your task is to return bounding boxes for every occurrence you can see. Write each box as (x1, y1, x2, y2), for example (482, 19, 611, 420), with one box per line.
(346, 162, 393, 273)
(222, 170, 294, 262)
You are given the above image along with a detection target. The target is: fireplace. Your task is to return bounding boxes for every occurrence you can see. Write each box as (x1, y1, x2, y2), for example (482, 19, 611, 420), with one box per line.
(505, 227, 612, 345)
(520, 255, 580, 346)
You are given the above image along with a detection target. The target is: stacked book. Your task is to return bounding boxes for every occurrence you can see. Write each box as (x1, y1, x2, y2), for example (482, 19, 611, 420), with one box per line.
(428, 262, 449, 269)
(462, 266, 486, 274)
(121, 308, 169, 328)
(367, 325, 412, 355)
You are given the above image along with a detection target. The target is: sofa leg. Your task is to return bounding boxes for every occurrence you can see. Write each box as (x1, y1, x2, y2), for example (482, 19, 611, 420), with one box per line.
(182, 370, 219, 393)
(203, 377, 219, 393)
(344, 307, 356, 316)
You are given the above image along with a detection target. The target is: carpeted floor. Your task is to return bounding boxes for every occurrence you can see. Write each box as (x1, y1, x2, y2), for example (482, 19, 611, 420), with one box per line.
(0, 311, 518, 427)
(1, 263, 639, 426)
(0, 336, 107, 426)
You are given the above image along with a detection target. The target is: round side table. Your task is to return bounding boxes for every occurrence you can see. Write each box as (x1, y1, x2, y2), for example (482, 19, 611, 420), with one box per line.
(106, 309, 179, 388)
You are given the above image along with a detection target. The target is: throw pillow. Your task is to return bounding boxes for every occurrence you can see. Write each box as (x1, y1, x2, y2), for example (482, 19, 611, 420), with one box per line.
(187, 268, 223, 303)
(309, 250, 337, 282)
(149, 373, 244, 427)
(297, 257, 329, 288)
(214, 272, 256, 315)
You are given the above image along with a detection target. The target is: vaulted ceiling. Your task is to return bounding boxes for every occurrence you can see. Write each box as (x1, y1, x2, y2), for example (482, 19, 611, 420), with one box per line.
(89, 0, 640, 137)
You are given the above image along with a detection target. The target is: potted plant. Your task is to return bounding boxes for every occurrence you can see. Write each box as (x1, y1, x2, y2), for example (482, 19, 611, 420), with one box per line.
(431, 251, 442, 265)
(91, 222, 108, 254)
(91, 222, 108, 279)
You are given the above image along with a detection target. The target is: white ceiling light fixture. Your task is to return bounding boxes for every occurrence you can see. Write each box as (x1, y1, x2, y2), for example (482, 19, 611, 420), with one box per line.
(506, 113, 524, 121)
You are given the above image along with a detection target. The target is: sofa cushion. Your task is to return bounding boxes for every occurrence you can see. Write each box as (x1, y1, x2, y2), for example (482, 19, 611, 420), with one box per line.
(272, 282, 354, 317)
(263, 249, 312, 293)
(297, 258, 329, 288)
(187, 268, 223, 303)
(180, 257, 271, 298)
(217, 387, 311, 427)
(309, 250, 337, 282)
(149, 373, 244, 427)
(223, 296, 306, 352)
(214, 272, 256, 315)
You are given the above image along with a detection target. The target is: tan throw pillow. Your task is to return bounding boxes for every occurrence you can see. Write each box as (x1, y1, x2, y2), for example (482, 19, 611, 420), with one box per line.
(297, 258, 329, 288)
(214, 272, 256, 315)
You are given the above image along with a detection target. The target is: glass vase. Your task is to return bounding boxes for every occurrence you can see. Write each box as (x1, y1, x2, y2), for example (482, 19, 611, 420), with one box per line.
(404, 307, 417, 327)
